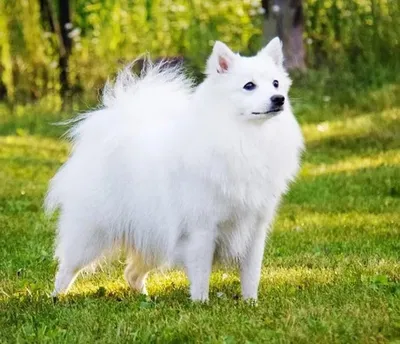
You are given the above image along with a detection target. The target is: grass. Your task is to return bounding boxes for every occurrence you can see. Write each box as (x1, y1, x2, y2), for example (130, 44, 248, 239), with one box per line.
(1, 82, 400, 343)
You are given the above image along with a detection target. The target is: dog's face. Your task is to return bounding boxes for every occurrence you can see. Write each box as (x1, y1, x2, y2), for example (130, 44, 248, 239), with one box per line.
(206, 38, 292, 121)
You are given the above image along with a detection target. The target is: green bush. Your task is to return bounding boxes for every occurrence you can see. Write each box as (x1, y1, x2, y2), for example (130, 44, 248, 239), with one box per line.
(304, 0, 400, 87)
(0, 0, 261, 106)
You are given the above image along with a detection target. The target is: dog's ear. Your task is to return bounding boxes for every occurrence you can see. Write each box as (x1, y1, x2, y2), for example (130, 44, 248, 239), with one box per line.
(206, 41, 236, 75)
(258, 37, 284, 66)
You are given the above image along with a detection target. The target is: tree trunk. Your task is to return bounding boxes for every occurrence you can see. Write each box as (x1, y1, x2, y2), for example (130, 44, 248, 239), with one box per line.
(39, 0, 55, 32)
(40, 0, 72, 97)
(261, 0, 306, 70)
(58, 0, 72, 96)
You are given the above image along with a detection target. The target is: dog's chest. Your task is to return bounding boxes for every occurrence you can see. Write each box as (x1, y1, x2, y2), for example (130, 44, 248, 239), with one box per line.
(210, 167, 274, 259)
(207, 139, 295, 260)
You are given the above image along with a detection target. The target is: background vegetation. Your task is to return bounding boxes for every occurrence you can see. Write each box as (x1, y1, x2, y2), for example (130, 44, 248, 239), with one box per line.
(0, 0, 399, 108)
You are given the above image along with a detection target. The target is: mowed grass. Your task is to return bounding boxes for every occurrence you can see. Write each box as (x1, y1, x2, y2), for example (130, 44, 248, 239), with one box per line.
(1, 87, 400, 343)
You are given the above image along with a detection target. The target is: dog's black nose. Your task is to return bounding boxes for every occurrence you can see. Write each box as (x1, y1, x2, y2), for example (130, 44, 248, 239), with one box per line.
(271, 95, 285, 106)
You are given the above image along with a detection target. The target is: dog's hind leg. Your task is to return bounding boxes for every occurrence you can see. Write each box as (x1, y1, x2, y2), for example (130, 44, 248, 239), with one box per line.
(124, 251, 151, 294)
(51, 215, 110, 297)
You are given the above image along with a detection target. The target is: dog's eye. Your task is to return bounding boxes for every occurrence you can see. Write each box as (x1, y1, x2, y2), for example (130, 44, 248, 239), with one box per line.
(273, 80, 279, 88)
(243, 82, 256, 91)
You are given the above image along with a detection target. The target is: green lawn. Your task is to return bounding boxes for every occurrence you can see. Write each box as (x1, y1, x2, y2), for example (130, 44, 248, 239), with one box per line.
(1, 85, 400, 343)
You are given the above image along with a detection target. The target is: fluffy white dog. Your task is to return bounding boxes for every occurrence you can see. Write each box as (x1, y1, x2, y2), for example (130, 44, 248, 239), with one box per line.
(46, 37, 304, 301)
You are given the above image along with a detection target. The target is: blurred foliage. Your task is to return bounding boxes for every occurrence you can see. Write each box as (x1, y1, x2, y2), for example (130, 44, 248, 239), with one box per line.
(0, 0, 399, 109)
(304, 0, 400, 91)
(0, 0, 261, 106)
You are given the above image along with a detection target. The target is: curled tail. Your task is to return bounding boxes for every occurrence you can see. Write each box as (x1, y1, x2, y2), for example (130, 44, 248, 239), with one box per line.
(102, 57, 193, 108)
(44, 58, 194, 216)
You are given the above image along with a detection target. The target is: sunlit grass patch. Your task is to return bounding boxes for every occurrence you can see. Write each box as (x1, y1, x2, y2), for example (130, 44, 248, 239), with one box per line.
(260, 267, 337, 288)
(0, 136, 68, 161)
(302, 108, 400, 145)
(276, 209, 399, 232)
(302, 149, 400, 176)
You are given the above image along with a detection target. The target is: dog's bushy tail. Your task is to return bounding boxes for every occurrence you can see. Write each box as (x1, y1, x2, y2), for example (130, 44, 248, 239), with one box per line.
(102, 57, 192, 108)
(44, 58, 194, 215)
(68, 58, 194, 143)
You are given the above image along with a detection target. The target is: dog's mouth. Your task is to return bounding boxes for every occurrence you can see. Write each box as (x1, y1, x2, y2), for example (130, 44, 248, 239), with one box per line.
(251, 107, 283, 116)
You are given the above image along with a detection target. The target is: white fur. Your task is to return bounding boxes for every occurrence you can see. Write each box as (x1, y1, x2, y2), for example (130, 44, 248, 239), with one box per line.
(46, 38, 304, 301)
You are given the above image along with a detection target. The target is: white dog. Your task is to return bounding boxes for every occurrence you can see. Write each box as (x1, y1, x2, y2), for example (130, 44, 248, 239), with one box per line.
(45, 37, 304, 301)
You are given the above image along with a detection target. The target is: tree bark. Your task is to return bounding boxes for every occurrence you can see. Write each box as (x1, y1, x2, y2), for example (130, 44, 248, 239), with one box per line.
(40, 0, 71, 96)
(39, 0, 55, 32)
(58, 0, 72, 96)
(261, 0, 306, 70)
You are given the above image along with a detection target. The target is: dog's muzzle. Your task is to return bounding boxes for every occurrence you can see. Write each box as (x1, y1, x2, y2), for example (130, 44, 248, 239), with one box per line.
(252, 95, 285, 116)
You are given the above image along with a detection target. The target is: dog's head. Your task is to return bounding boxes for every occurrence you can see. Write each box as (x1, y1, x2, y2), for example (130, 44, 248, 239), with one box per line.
(205, 37, 291, 121)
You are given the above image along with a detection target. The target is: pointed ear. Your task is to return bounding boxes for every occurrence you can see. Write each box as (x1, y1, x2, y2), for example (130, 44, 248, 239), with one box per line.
(206, 41, 236, 75)
(258, 37, 284, 66)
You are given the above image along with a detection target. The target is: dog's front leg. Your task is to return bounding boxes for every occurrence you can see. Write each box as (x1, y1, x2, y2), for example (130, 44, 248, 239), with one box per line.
(240, 228, 267, 301)
(184, 230, 215, 302)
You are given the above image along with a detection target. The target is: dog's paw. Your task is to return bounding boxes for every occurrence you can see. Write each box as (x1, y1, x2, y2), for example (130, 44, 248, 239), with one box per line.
(49, 291, 59, 303)
(190, 295, 209, 303)
(243, 298, 258, 307)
